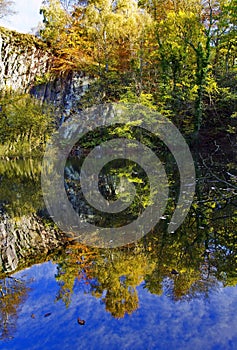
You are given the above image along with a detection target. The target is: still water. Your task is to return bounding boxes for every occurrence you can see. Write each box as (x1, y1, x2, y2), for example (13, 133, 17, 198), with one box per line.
(2, 262, 237, 350)
(0, 139, 237, 349)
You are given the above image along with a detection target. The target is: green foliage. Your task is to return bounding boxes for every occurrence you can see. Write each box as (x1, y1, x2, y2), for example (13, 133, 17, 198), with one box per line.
(0, 92, 55, 157)
(34, 72, 52, 86)
(37, 0, 237, 135)
(40, 0, 71, 47)
(38, 0, 236, 136)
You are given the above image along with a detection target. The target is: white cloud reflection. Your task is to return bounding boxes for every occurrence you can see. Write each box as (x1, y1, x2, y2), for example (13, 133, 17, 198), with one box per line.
(1, 262, 237, 350)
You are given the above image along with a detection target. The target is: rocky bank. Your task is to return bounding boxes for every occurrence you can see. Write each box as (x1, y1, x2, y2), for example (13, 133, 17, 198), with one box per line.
(0, 26, 91, 118)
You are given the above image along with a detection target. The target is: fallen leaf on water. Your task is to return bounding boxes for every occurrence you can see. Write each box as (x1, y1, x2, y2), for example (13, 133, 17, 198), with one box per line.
(77, 318, 85, 325)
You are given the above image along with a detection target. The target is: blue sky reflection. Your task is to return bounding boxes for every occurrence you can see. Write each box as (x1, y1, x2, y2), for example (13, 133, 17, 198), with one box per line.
(1, 261, 237, 350)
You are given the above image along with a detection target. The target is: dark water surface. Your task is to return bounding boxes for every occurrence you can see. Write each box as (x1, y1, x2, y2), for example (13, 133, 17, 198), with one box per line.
(0, 142, 237, 349)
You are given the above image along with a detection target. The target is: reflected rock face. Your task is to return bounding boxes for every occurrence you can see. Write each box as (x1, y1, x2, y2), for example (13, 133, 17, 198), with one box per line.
(0, 211, 65, 274)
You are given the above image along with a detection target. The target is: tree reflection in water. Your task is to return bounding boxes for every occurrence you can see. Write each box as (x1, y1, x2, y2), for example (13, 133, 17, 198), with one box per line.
(0, 138, 236, 323)
(0, 277, 29, 340)
(54, 137, 237, 317)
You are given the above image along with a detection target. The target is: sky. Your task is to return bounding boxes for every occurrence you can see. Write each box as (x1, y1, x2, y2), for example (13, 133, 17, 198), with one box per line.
(0, 0, 43, 34)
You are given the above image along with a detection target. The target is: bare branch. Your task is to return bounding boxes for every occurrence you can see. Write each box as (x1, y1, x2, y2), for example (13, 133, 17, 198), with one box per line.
(0, 0, 16, 19)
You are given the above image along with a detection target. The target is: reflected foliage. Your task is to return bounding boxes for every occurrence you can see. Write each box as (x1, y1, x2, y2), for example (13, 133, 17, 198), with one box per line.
(1, 0, 236, 328)
(55, 140, 237, 317)
(0, 277, 29, 340)
(55, 180, 237, 315)
(0, 92, 54, 157)
(88, 249, 148, 318)
(0, 159, 44, 217)
(55, 243, 97, 307)
(0, 145, 236, 320)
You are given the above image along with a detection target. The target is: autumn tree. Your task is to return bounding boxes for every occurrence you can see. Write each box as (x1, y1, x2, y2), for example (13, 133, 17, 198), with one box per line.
(136, 0, 233, 134)
(39, 0, 236, 132)
(40, 0, 71, 47)
(40, 0, 153, 101)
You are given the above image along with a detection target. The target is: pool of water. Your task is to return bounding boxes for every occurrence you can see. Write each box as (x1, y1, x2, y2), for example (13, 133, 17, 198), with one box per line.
(2, 261, 237, 350)
(0, 138, 237, 349)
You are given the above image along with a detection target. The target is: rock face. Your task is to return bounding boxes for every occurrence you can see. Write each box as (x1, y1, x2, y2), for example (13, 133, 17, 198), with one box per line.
(0, 27, 50, 92)
(0, 211, 66, 273)
(31, 71, 91, 121)
(0, 27, 92, 118)
(0, 28, 92, 275)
